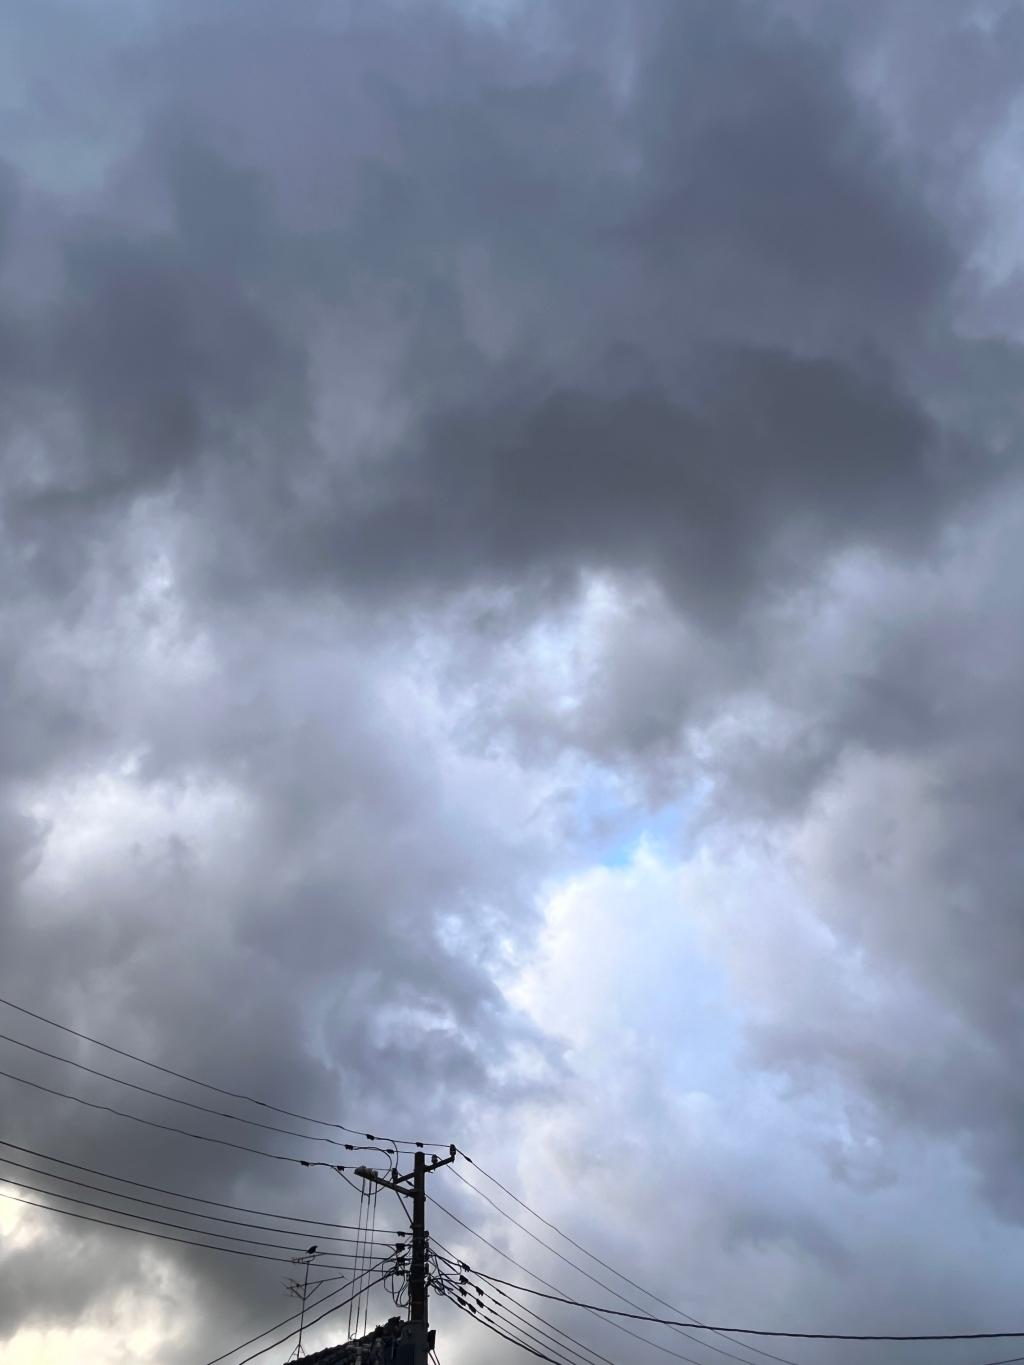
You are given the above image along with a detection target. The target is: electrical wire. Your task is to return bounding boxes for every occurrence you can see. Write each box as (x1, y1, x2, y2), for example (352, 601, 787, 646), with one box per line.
(0, 1028, 406, 1159)
(204, 1277, 352, 1365)
(445, 1287, 568, 1365)
(0, 994, 450, 1150)
(447, 1276, 610, 1365)
(469, 1301, 587, 1365)
(450, 1166, 766, 1365)
(0, 1064, 382, 1171)
(205, 1255, 399, 1365)
(431, 1251, 617, 1365)
(362, 1176, 380, 1336)
(455, 1158, 797, 1365)
(462, 1272, 1024, 1343)
(348, 1176, 368, 1340)
(433, 1261, 572, 1365)
(0, 1188, 335, 1264)
(0, 1171, 373, 1260)
(0, 1152, 398, 1246)
(229, 1267, 390, 1365)
(429, 1196, 740, 1365)
(0, 1134, 400, 1233)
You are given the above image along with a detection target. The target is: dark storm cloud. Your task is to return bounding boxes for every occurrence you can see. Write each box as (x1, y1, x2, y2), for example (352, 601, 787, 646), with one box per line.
(1, 1, 1023, 1362)
(2, 0, 988, 618)
(305, 348, 962, 624)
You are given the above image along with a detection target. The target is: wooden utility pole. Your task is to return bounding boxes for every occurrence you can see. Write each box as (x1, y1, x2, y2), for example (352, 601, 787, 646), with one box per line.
(355, 1144, 456, 1365)
(410, 1150, 428, 1333)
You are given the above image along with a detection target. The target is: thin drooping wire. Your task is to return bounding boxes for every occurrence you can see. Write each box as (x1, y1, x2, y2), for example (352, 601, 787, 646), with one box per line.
(0, 1172, 373, 1260)
(356, 1181, 369, 1337)
(0, 1064, 386, 1172)
(454, 1160, 797, 1365)
(431, 1249, 617, 1365)
(454, 1275, 609, 1365)
(204, 1276, 355, 1365)
(354, 1179, 367, 1338)
(361, 1178, 380, 1337)
(432, 1258, 573, 1365)
(206, 1277, 352, 1365)
(0, 1028, 402, 1158)
(228, 1266, 389, 1365)
(430, 1245, 597, 1365)
(467, 1299, 586, 1365)
(0, 1188, 335, 1265)
(348, 1178, 368, 1341)
(429, 1196, 736, 1365)
(450, 1166, 766, 1365)
(0, 1157, 395, 1248)
(445, 1287, 566, 1365)
(464, 1272, 1024, 1343)
(0, 1135, 399, 1232)
(359, 1179, 374, 1338)
(0, 994, 449, 1149)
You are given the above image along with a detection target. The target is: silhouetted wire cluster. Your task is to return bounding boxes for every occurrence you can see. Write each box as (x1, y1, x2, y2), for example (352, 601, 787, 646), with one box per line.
(0, 991, 431, 1354)
(440, 1162, 797, 1365)
(0, 1135, 401, 1233)
(430, 1243, 617, 1365)
(431, 1246, 598, 1365)
(345, 1171, 383, 1340)
(0, 994, 452, 1150)
(204, 1262, 392, 1365)
(4, 993, 1024, 1365)
(425, 1187, 792, 1365)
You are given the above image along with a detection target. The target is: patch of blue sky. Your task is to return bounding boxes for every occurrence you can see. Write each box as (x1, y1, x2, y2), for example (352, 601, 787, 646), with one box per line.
(570, 769, 705, 868)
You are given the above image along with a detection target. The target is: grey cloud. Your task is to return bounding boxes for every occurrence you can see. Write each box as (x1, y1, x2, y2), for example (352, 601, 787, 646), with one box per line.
(1, 0, 1024, 1362)
(3, 0, 989, 620)
(285, 348, 965, 625)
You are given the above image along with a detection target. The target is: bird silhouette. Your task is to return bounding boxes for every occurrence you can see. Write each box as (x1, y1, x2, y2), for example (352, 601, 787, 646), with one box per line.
(307, 1245, 318, 1255)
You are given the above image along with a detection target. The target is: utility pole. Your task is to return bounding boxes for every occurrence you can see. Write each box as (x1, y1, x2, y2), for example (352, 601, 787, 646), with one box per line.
(355, 1144, 456, 1365)
(410, 1150, 428, 1332)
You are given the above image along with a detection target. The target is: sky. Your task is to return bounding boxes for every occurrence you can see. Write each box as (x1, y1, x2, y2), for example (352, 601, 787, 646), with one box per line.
(2, 1, 1024, 1363)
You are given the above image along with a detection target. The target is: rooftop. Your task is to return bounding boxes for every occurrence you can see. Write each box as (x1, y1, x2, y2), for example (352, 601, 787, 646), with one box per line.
(295, 1317, 406, 1364)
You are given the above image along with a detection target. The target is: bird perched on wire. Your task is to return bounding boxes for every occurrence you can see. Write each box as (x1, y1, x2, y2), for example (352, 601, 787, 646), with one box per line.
(307, 1245, 318, 1255)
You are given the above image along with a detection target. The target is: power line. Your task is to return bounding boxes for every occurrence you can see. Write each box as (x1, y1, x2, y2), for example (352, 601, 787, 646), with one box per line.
(446, 1288, 567, 1365)
(435, 1262, 614, 1365)
(0, 1028, 400, 1157)
(464, 1272, 1024, 1343)
(0, 1064, 378, 1171)
(0, 1134, 400, 1232)
(470, 1299, 589, 1365)
(0, 994, 449, 1150)
(449, 1164, 792, 1365)
(440, 1276, 574, 1365)
(0, 1172, 374, 1260)
(457, 1156, 797, 1365)
(361, 1174, 381, 1336)
(0, 1153, 399, 1247)
(476, 1285, 614, 1365)
(0, 1188, 338, 1265)
(349, 1175, 369, 1339)
(431, 1250, 617, 1365)
(228, 1267, 390, 1365)
(428, 1196, 735, 1365)
(203, 1266, 388, 1365)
